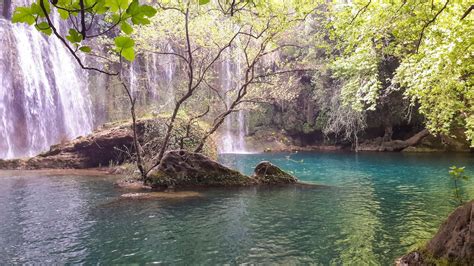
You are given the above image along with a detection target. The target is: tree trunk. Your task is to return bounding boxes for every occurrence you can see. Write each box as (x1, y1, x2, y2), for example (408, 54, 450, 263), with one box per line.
(379, 129, 429, 151)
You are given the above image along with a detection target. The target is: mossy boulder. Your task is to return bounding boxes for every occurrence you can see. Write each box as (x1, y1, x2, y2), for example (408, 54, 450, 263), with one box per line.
(148, 150, 255, 189)
(397, 200, 474, 265)
(253, 161, 298, 184)
(147, 151, 299, 189)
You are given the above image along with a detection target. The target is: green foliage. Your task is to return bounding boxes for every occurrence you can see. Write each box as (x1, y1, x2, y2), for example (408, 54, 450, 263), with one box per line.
(12, 0, 157, 62)
(12, 7, 37, 25)
(126, 0, 156, 25)
(331, 43, 382, 111)
(104, 0, 129, 12)
(34, 21, 52, 35)
(449, 166, 470, 205)
(114, 36, 135, 61)
(79, 46, 92, 53)
(66, 29, 83, 43)
(324, 0, 473, 146)
(120, 21, 133, 34)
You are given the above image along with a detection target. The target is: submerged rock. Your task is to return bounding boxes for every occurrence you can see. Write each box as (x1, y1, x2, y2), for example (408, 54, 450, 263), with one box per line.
(120, 191, 202, 200)
(253, 161, 298, 184)
(148, 150, 255, 188)
(397, 200, 474, 265)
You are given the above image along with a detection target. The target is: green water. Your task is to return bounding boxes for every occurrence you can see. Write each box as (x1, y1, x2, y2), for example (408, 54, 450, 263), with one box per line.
(0, 152, 473, 264)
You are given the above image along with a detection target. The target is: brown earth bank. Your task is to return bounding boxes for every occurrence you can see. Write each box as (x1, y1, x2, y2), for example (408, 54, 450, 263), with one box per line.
(396, 200, 474, 265)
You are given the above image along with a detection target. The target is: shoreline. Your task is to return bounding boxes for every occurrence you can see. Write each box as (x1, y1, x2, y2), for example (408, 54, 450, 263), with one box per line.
(0, 168, 118, 178)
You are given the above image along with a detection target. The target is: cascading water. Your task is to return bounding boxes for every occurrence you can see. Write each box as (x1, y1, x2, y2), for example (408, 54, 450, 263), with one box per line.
(0, 1, 93, 159)
(162, 43, 176, 109)
(143, 43, 176, 111)
(219, 51, 249, 154)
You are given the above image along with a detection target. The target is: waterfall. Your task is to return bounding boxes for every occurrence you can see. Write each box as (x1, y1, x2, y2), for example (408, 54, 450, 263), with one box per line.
(219, 50, 249, 154)
(143, 43, 176, 112)
(163, 43, 176, 109)
(0, 2, 93, 159)
(129, 60, 138, 96)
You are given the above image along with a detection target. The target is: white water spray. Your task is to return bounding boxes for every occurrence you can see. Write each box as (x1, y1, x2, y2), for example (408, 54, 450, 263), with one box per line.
(0, 1, 93, 159)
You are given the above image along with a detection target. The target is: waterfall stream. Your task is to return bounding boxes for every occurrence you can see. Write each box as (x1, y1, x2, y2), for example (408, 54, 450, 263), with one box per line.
(219, 51, 248, 154)
(0, 1, 93, 159)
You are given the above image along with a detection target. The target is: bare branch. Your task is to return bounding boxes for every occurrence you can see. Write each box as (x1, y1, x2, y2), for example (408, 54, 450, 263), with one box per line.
(38, 0, 118, 76)
(415, 0, 450, 53)
(461, 4, 473, 20)
(349, 0, 372, 25)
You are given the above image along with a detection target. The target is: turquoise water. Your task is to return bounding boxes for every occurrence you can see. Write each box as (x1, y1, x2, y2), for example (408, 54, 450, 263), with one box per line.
(0, 152, 473, 264)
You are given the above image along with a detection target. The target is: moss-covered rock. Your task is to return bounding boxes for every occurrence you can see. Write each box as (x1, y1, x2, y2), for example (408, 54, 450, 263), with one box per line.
(253, 161, 298, 184)
(148, 150, 255, 189)
(147, 151, 300, 189)
(396, 200, 474, 265)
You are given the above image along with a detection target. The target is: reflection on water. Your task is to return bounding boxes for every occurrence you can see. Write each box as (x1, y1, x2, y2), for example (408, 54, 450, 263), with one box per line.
(0, 152, 473, 264)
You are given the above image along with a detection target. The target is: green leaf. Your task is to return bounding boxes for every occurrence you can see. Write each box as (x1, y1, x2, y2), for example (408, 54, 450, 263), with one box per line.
(121, 21, 133, 34)
(126, 0, 156, 25)
(93, 1, 109, 14)
(66, 29, 83, 43)
(139, 5, 157, 17)
(34, 21, 52, 36)
(114, 36, 135, 49)
(199, 0, 210, 4)
(31, 1, 50, 17)
(57, 8, 69, 19)
(79, 46, 92, 53)
(105, 0, 130, 12)
(110, 14, 121, 24)
(115, 36, 135, 61)
(12, 7, 36, 25)
(121, 47, 135, 61)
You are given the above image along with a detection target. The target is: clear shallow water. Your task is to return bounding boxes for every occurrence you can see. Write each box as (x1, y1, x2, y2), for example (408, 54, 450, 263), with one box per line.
(0, 152, 473, 264)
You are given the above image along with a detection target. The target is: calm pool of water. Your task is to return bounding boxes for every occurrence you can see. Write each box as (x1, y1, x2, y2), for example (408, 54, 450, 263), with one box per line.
(0, 152, 473, 264)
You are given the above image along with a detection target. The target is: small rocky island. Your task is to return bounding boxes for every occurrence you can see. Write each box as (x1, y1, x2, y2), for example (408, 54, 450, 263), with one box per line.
(147, 151, 298, 189)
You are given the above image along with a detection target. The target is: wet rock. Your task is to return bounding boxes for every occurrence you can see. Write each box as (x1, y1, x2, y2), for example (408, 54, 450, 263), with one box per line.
(148, 150, 255, 188)
(426, 200, 474, 263)
(396, 251, 425, 266)
(397, 200, 474, 265)
(253, 161, 298, 184)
